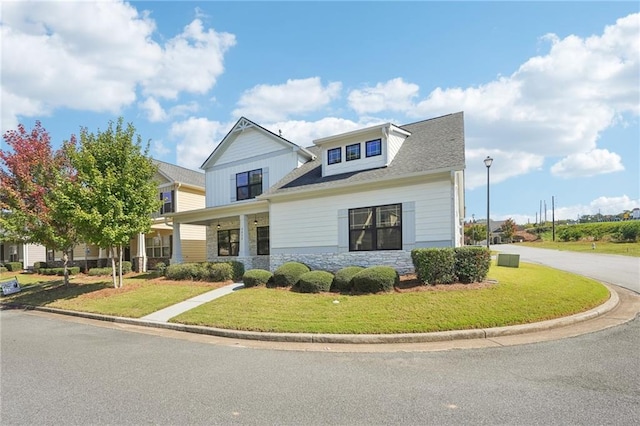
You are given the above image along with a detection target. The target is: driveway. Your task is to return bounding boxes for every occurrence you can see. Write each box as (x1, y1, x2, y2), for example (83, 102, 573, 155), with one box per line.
(496, 244, 640, 293)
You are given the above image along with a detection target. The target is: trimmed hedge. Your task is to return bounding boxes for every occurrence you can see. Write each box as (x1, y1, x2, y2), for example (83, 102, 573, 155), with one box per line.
(352, 266, 399, 294)
(88, 267, 113, 276)
(331, 266, 364, 293)
(40, 267, 80, 276)
(165, 262, 235, 282)
(33, 261, 47, 273)
(297, 271, 334, 293)
(226, 261, 245, 281)
(5, 262, 23, 272)
(242, 269, 273, 288)
(0, 267, 8, 273)
(454, 247, 491, 283)
(411, 248, 456, 285)
(272, 262, 310, 287)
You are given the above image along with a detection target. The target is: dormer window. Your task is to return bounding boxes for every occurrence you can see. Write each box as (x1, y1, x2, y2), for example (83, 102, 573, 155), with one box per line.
(366, 139, 382, 157)
(236, 169, 262, 201)
(328, 147, 341, 165)
(346, 143, 361, 161)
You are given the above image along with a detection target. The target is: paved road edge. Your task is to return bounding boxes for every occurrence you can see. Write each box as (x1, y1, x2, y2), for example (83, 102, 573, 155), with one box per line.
(3, 283, 633, 345)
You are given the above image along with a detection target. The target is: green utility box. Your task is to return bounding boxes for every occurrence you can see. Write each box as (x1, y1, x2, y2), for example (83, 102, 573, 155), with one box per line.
(497, 253, 520, 268)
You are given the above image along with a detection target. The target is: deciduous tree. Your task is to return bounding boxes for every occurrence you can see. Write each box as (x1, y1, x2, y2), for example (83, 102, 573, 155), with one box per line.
(67, 118, 160, 288)
(0, 122, 79, 284)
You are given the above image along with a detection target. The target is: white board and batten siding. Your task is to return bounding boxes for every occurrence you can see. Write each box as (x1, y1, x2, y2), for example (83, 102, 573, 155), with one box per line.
(270, 179, 454, 253)
(204, 128, 309, 207)
(24, 244, 46, 268)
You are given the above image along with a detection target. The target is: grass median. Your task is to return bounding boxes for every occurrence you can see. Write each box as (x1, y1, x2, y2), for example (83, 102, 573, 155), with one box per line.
(170, 262, 610, 334)
(0, 272, 226, 318)
(519, 240, 640, 257)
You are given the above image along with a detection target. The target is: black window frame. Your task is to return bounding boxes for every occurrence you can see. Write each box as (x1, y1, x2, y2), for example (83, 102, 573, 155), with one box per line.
(217, 229, 240, 256)
(160, 190, 175, 214)
(256, 226, 270, 255)
(327, 147, 342, 165)
(236, 169, 262, 201)
(345, 143, 361, 161)
(365, 139, 382, 158)
(348, 203, 402, 251)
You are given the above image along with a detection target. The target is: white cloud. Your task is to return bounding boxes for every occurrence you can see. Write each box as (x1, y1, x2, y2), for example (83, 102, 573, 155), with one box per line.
(348, 78, 420, 115)
(170, 117, 231, 170)
(233, 77, 342, 122)
(139, 97, 168, 122)
(550, 149, 625, 178)
(151, 139, 171, 157)
(0, 1, 234, 131)
(264, 117, 384, 148)
(465, 149, 544, 190)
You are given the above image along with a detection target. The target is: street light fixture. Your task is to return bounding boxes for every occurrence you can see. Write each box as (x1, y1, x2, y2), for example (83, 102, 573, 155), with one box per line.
(484, 156, 493, 250)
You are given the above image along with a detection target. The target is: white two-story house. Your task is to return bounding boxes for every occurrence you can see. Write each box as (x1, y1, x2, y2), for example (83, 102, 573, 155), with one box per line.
(170, 112, 465, 274)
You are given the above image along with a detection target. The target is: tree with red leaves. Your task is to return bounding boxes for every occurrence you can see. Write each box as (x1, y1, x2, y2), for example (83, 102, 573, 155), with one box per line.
(0, 122, 79, 284)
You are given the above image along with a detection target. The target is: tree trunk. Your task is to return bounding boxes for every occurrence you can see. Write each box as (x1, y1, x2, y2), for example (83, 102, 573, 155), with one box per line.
(110, 247, 117, 288)
(62, 252, 69, 287)
(118, 244, 123, 288)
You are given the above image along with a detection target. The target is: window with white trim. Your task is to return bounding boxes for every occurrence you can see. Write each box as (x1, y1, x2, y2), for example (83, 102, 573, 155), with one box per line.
(146, 235, 171, 258)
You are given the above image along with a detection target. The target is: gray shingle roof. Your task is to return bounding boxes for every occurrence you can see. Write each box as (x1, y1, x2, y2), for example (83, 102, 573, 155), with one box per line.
(263, 112, 465, 197)
(153, 159, 205, 188)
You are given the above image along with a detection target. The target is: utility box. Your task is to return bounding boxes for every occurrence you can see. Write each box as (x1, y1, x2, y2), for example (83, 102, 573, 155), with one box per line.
(497, 253, 520, 268)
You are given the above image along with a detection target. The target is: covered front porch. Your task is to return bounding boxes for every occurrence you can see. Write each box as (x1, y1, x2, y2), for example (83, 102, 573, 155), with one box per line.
(169, 200, 270, 272)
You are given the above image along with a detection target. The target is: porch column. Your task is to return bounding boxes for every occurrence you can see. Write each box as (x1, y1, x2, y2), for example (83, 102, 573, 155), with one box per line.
(239, 214, 249, 257)
(136, 233, 147, 272)
(171, 223, 183, 264)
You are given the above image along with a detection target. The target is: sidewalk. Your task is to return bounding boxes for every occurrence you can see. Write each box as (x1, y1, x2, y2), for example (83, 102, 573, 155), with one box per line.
(141, 283, 244, 323)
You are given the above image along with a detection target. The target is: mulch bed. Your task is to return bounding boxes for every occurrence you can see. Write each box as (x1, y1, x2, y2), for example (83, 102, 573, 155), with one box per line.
(394, 274, 495, 292)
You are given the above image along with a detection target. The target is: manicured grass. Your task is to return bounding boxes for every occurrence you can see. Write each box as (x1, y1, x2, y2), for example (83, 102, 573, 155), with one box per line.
(170, 263, 610, 334)
(0, 272, 63, 286)
(1, 273, 225, 318)
(520, 240, 640, 257)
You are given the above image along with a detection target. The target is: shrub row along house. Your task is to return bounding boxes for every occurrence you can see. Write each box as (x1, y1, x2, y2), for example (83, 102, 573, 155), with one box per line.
(168, 112, 465, 274)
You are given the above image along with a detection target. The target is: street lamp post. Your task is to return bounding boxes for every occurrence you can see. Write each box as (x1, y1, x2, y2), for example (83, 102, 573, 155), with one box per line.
(484, 156, 493, 250)
(471, 213, 476, 245)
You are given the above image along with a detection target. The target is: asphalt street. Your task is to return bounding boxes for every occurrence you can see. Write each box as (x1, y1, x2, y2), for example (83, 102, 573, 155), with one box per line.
(497, 244, 640, 293)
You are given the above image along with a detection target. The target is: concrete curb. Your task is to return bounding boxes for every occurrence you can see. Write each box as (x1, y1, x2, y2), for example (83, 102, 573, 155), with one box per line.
(2, 284, 621, 344)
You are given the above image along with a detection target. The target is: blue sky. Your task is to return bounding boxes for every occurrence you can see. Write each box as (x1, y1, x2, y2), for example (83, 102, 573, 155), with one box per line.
(1, 1, 638, 224)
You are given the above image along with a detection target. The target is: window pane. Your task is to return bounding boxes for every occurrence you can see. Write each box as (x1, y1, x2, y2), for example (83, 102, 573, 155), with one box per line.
(230, 229, 239, 242)
(350, 208, 373, 229)
(346, 143, 360, 161)
(218, 245, 229, 256)
(377, 228, 402, 250)
(250, 183, 262, 198)
(146, 248, 153, 257)
(366, 139, 382, 157)
(249, 169, 262, 184)
(350, 230, 373, 251)
(257, 226, 269, 239)
(230, 242, 239, 256)
(328, 147, 341, 165)
(236, 172, 248, 186)
(237, 187, 249, 200)
(218, 231, 229, 244)
(162, 247, 171, 257)
(154, 247, 161, 257)
(257, 241, 269, 255)
(377, 205, 401, 227)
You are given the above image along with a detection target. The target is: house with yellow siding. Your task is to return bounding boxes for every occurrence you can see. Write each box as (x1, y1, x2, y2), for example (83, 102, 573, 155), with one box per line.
(47, 160, 206, 272)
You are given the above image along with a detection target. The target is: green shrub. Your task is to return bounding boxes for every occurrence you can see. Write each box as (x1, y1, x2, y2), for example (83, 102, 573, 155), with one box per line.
(272, 262, 310, 287)
(411, 248, 456, 285)
(165, 263, 205, 280)
(119, 261, 132, 274)
(352, 266, 399, 294)
(454, 247, 491, 283)
(0, 267, 8, 273)
(88, 267, 113, 276)
(33, 261, 47, 273)
(331, 266, 364, 293)
(242, 269, 273, 288)
(225, 261, 245, 281)
(5, 262, 23, 272)
(155, 262, 167, 275)
(619, 221, 640, 242)
(203, 262, 234, 282)
(297, 271, 334, 293)
(40, 267, 80, 276)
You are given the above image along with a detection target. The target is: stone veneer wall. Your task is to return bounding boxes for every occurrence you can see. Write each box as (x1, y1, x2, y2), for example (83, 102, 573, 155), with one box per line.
(270, 251, 415, 274)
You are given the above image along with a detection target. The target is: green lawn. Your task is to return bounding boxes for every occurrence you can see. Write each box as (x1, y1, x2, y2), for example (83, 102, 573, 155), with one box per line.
(170, 262, 610, 334)
(519, 240, 640, 257)
(1, 273, 224, 318)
